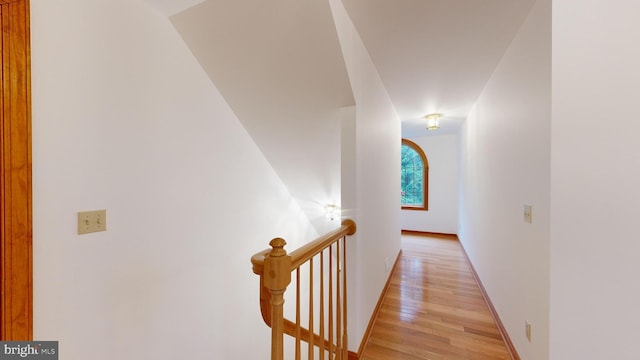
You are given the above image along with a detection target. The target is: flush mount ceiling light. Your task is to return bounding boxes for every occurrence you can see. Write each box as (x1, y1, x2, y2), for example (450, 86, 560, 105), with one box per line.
(426, 113, 442, 131)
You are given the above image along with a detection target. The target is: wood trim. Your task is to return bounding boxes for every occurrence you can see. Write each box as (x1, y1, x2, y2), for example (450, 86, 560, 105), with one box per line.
(290, 219, 355, 270)
(353, 249, 402, 359)
(251, 219, 356, 277)
(401, 138, 428, 211)
(400, 205, 428, 211)
(458, 240, 520, 360)
(251, 220, 357, 359)
(401, 230, 458, 239)
(0, 0, 32, 341)
(347, 350, 358, 360)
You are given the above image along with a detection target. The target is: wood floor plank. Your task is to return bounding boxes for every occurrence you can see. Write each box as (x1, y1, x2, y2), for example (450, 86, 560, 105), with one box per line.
(360, 234, 511, 360)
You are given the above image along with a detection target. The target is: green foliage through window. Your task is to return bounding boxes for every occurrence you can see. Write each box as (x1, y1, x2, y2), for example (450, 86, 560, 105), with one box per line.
(401, 139, 428, 209)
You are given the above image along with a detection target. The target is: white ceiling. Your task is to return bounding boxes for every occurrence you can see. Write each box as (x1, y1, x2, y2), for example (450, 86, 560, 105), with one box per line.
(147, 0, 536, 232)
(157, 0, 537, 138)
(342, 0, 536, 137)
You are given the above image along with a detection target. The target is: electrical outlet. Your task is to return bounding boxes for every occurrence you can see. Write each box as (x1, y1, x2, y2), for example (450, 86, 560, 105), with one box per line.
(385, 257, 390, 273)
(78, 210, 107, 234)
(524, 204, 533, 224)
(525, 321, 532, 342)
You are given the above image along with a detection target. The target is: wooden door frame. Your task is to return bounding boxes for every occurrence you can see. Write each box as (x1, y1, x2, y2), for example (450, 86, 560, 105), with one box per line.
(0, 0, 32, 340)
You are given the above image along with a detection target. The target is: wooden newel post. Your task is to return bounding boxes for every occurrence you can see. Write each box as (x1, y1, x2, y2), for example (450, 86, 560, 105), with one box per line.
(264, 238, 292, 360)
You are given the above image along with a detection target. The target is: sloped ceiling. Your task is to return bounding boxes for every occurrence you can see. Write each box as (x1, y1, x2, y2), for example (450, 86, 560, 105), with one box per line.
(342, 0, 536, 137)
(170, 0, 355, 234)
(145, 0, 205, 16)
(155, 0, 537, 232)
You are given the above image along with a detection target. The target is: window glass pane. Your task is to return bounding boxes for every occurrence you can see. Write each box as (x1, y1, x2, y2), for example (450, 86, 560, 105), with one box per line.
(401, 144, 424, 206)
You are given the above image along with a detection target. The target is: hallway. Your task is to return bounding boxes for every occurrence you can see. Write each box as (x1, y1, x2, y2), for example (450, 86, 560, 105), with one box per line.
(360, 234, 512, 360)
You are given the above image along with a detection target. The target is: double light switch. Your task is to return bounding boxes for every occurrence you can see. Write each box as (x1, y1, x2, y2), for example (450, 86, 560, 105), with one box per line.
(78, 210, 107, 234)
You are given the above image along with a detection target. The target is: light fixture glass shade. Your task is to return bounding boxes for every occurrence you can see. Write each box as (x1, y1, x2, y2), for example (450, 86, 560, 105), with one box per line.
(426, 113, 441, 130)
(324, 204, 340, 221)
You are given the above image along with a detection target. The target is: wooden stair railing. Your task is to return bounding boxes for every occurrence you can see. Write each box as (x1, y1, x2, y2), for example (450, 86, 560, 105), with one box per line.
(251, 219, 356, 360)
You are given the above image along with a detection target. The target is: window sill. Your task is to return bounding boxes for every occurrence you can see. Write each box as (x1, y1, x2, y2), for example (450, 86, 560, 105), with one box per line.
(401, 206, 428, 211)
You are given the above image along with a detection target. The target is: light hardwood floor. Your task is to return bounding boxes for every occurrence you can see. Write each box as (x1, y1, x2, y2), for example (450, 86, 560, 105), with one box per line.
(360, 234, 511, 360)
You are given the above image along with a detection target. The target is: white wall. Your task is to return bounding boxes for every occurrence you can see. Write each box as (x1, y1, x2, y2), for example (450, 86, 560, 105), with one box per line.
(31, 1, 317, 359)
(401, 134, 458, 234)
(550, 1, 640, 359)
(330, 0, 402, 350)
(458, 0, 550, 359)
(170, 0, 354, 236)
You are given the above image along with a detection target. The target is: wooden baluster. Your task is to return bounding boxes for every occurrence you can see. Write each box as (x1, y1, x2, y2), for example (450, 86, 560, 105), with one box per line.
(296, 268, 301, 360)
(251, 220, 357, 360)
(309, 259, 314, 360)
(319, 252, 325, 360)
(328, 245, 334, 358)
(342, 237, 348, 360)
(264, 238, 292, 360)
(336, 242, 342, 360)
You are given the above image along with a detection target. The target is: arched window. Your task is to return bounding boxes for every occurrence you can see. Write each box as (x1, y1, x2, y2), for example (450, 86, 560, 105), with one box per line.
(401, 139, 429, 210)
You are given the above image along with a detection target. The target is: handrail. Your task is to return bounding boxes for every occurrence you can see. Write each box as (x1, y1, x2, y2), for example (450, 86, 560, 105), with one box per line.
(251, 219, 356, 360)
(251, 219, 356, 276)
(290, 219, 356, 269)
